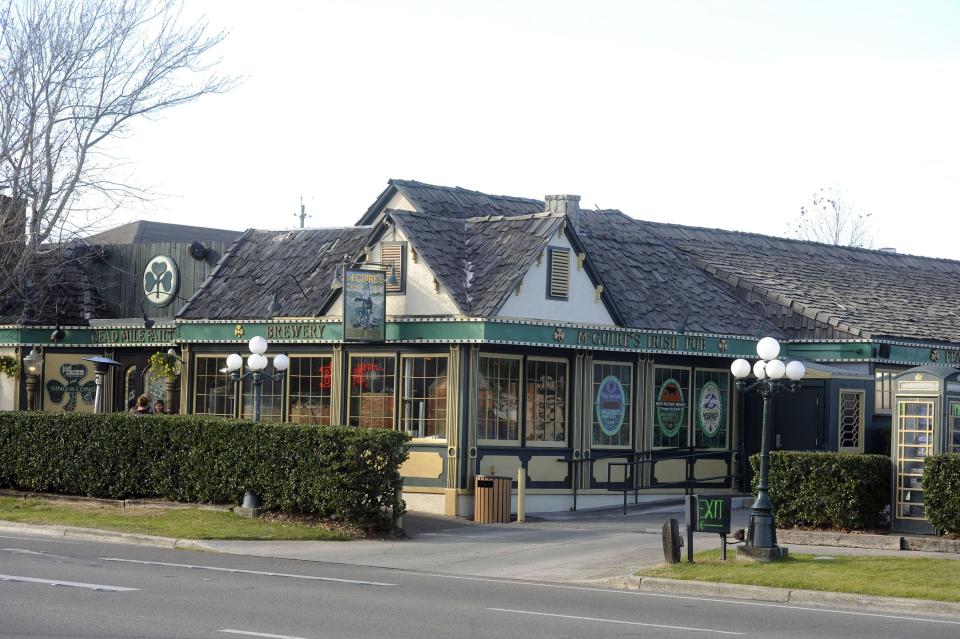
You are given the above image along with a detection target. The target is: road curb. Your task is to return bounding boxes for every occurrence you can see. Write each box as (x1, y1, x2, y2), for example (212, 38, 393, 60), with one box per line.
(0, 520, 213, 551)
(637, 577, 960, 617)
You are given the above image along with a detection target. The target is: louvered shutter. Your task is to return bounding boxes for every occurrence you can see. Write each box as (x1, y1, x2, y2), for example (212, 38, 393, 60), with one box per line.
(381, 241, 405, 293)
(548, 248, 570, 299)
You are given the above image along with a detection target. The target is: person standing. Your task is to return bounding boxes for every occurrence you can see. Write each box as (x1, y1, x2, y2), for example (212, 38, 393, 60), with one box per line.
(153, 399, 166, 415)
(133, 394, 151, 415)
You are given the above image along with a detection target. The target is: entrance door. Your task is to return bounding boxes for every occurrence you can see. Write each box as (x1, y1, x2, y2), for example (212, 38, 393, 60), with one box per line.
(892, 398, 937, 534)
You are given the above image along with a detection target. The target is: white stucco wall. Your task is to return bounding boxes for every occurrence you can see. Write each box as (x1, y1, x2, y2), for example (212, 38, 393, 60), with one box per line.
(324, 225, 461, 318)
(497, 233, 615, 325)
(0, 347, 17, 411)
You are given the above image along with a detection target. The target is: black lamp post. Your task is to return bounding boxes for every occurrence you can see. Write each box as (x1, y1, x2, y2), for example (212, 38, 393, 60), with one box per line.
(22, 348, 43, 411)
(226, 337, 289, 422)
(730, 337, 805, 561)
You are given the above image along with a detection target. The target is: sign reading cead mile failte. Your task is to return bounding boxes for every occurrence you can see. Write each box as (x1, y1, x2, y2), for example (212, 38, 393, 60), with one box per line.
(596, 375, 626, 436)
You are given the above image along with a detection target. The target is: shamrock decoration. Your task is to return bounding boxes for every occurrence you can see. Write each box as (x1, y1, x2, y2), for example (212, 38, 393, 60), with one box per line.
(45, 364, 96, 411)
(553, 327, 565, 342)
(145, 259, 173, 301)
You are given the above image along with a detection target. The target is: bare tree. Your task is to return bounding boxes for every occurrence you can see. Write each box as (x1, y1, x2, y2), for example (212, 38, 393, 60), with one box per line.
(0, 0, 233, 324)
(789, 186, 874, 248)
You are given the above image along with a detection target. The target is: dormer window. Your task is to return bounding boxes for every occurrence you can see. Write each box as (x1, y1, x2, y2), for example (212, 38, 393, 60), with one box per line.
(547, 247, 570, 300)
(380, 241, 406, 294)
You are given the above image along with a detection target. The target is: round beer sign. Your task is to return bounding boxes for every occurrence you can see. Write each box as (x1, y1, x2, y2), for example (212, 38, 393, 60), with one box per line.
(656, 378, 686, 437)
(596, 375, 626, 436)
(698, 381, 723, 437)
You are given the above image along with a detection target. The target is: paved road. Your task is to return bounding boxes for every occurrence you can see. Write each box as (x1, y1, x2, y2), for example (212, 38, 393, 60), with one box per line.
(2, 531, 959, 638)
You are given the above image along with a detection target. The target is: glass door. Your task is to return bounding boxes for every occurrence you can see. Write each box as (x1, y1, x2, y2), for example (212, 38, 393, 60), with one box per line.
(895, 399, 936, 521)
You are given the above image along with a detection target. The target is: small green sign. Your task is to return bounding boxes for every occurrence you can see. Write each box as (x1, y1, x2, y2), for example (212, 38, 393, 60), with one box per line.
(696, 495, 731, 534)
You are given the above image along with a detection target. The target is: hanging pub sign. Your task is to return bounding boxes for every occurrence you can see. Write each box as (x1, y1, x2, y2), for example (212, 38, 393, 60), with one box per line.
(656, 378, 686, 437)
(43, 355, 97, 413)
(343, 268, 386, 342)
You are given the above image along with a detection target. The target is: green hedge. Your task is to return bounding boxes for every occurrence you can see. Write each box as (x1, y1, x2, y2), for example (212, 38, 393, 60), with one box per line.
(750, 451, 890, 530)
(0, 412, 409, 527)
(923, 454, 960, 534)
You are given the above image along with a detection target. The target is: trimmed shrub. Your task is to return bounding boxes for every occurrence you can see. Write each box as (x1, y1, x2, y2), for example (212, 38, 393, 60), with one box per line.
(923, 454, 960, 534)
(0, 412, 408, 526)
(750, 451, 890, 530)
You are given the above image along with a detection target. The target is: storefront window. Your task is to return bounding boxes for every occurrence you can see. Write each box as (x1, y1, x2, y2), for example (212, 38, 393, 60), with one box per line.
(875, 369, 895, 414)
(400, 355, 448, 439)
(242, 373, 284, 422)
(348, 354, 396, 429)
(193, 356, 234, 417)
(592, 361, 632, 447)
(288, 355, 333, 425)
(694, 370, 729, 449)
(526, 358, 567, 444)
(124, 365, 138, 412)
(653, 366, 690, 448)
(477, 355, 521, 443)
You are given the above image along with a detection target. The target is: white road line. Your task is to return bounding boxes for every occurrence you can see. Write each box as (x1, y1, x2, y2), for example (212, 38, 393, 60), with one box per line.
(2, 548, 73, 560)
(488, 608, 744, 635)
(392, 572, 960, 626)
(0, 574, 137, 592)
(0, 534, 79, 544)
(101, 557, 395, 586)
(219, 630, 313, 639)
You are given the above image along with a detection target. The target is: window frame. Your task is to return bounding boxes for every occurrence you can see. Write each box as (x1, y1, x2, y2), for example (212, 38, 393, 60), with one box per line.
(693, 368, 731, 450)
(838, 388, 866, 453)
(286, 354, 334, 425)
(524, 355, 570, 447)
(874, 368, 898, 415)
(399, 353, 449, 443)
(346, 352, 398, 430)
(591, 359, 634, 450)
(192, 354, 237, 418)
(651, 365, 692, 450)
(476, 353, 524, 446)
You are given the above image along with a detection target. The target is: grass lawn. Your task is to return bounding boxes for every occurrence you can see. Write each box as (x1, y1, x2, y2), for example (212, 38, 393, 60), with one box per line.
(0, 497, 351, 541)
(640, 549, 960, 602)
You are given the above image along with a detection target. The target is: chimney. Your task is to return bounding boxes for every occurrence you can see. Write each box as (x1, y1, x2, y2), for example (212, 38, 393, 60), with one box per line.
(545, 194, 581, 227)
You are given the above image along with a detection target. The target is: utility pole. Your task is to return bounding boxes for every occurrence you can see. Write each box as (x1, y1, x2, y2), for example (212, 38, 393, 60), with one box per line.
(295, 196, 311, 228)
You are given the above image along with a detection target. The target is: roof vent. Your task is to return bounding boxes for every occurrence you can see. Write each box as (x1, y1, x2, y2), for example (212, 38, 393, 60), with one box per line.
(878, 247, 897, 253)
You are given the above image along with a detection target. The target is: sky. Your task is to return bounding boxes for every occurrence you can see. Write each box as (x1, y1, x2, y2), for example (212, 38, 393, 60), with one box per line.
(104, 0, 960, 259)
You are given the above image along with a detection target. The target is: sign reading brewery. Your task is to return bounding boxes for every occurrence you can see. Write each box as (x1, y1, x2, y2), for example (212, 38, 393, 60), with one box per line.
(265, 323, 327, 340)
(92, 327, 175, 344)
(143, 255, 180, 307)
(343, 268, 385, 342)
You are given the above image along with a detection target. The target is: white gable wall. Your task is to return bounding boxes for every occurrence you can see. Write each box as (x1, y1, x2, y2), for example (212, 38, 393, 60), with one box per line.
(0, 347, 16, 410)
(324, 224, 461, 318)
(497, 233, 615, 325)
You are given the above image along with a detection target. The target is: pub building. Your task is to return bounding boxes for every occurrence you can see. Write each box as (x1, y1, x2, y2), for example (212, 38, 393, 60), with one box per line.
(4, 180, 960, 523)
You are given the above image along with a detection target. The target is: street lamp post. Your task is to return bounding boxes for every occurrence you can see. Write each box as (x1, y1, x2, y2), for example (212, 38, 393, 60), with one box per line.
(22, 348, 43, 411)
(730, 337, 805, 561)
(226, 336, 289, 422)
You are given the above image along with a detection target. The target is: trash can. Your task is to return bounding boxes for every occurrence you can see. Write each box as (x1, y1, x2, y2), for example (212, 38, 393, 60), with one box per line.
(474, 475, 512, 523)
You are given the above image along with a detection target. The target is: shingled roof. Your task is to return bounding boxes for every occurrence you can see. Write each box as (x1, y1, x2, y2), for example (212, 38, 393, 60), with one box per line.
(575, 210, 779, 335)
(643, 221, 960, 343)
(177, 227, 371, 320)
(85, 221, 242, 245)
(358, 179, 544, 225)
(388, 209, 572, 316)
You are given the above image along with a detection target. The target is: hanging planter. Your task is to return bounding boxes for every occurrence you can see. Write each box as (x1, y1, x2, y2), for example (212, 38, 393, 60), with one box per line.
(0, 355, 19, 379)
(148, 351, 180, 381)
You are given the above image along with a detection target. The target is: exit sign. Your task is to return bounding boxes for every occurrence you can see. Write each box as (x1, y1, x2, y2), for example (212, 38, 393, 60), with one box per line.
(696, 495, 731, 534)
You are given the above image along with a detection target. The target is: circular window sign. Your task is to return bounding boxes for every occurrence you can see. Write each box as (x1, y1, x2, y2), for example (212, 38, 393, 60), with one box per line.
(143, 255, 179, 308)
(656, 378, 686, 438)
(698, 381, 724, 437)
(596, 375, 626, 436)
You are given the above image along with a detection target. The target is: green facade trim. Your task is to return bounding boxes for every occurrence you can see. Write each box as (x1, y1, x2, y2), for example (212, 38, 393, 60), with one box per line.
(1, 317, 957, 366)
